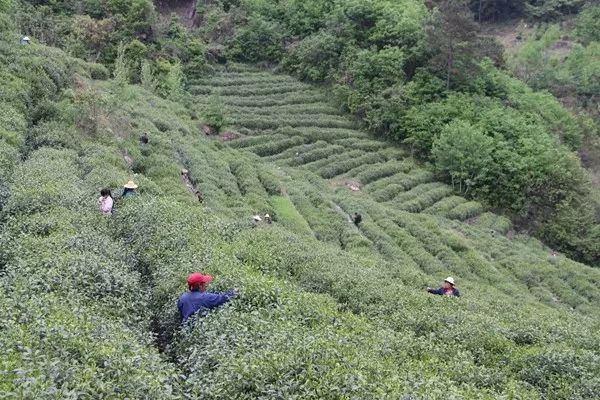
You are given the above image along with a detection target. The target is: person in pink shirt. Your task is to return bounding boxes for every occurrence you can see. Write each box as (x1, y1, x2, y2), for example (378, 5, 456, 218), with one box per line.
(98, 188, 113, 215)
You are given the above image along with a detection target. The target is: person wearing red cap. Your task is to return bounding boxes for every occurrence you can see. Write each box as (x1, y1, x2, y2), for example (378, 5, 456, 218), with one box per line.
(177, 273, 236, 322)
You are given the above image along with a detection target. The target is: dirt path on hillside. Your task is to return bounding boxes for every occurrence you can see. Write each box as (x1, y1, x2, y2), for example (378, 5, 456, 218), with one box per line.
(480, 20, 532, 56)
(154, 0, 201, 28)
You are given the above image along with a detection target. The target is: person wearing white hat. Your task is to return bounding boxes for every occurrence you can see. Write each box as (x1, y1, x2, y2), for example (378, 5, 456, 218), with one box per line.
(251, 215, 262, 228)
(20, 36, 31, 45)
(427, 277, 460, 297)
(264, 213, 272, 224)
(122, 180, 138, 198)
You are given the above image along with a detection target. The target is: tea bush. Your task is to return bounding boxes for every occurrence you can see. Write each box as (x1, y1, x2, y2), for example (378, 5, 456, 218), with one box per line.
(352, 160, 412, 184)
(333, 137, 387, 152)
(445, 201, 484, 221)
(263, 140, 329, 162)
(317, 151, 388, 179)
(231, 115, 355, 130)
(219, 90, 326, 107)
(423, 195, 467, 216)
(385, 182, 449, 205)
(367, 168, 434, 195)
(285, 144, 347, 166)
(191, 81, 310, 96)
(245, 135, 307, 157)
(226, 102, 342, 116)
(228, 133, 287, 149)
(191, 75, 295, 87)
(265, 127, 365, 142)
(391, 185, 455, 213)
(473, 212, 513, 234)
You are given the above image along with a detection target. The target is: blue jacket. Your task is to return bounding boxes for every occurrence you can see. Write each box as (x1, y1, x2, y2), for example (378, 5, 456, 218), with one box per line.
(429, 287, 460, 297)
(122, 188, 136, 198)
(177, 290, 235, 322)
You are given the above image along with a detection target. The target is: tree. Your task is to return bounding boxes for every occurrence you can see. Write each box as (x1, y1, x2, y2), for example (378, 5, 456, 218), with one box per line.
(112, 42, 129, 87)
(432, 119, 494, 194)
(140, 60, 156, 92)
(575, 4, 600, 45)
(72, 15, 115, 62)
(202, 95, 227, 132)
(164, 61, 185, 100)
(426, 0, 481, 89)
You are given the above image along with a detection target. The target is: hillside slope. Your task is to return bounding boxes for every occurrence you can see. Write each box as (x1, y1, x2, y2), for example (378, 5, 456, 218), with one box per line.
(194, 67, 600, 314)
(2, 40, 600, 398)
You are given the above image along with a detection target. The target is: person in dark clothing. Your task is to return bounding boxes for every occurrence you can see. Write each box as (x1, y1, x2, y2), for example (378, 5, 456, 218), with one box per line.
(427, 277, 460, 297)
(140, 133, 149, 145)
(352, 212, 362, 226)
(177, 273, 236, 322)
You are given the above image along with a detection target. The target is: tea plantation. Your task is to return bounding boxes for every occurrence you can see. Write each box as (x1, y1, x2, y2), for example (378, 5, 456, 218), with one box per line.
(2, 37, 600, 399)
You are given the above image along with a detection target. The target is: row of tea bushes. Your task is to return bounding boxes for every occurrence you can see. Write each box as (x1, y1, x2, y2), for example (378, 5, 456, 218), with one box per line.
(0, 145, 182, 397)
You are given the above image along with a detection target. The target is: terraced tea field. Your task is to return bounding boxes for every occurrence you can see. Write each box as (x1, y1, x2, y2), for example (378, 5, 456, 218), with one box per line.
(4, 39, 600, 397)
(191, 69, 484, 240)
(187, 68, 600, 315)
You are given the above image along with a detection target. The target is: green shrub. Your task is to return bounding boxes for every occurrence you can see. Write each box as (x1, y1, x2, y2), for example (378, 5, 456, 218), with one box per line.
(318, 151, 387, 179)
(226, 16, 285, 63)
(201, 95, 227, 132)
(286, 144, 346, 166)
(575, 4, 600, 44)
(4, 148, 84, 215)
(192, 81, 309, 96)
(228, 133, 286, 149)
(23, 121, 82, 155)
(474, 212, 513, 234)
(385, 181, 446, 204)
(86, 62, 109, 80)
(257, 167, 282, 195)
(353, 160, 410, 184)
(282, 31, 343, 82)
(0, 101, 27, 135)
(446, 201, 484, 221)
(246, 136, 307, 157)
(423, 195, 466, 216)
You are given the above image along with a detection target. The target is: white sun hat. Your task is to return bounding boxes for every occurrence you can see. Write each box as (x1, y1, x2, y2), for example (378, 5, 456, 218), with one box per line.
(444, 277, 455, 286)
(124, 180, 138, 189)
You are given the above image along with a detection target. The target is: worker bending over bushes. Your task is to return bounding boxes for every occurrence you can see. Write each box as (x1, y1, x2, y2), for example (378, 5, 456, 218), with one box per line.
(427, 277, 460, 297)
(178, 273, 236, 322)
(122, 180, 138, 198)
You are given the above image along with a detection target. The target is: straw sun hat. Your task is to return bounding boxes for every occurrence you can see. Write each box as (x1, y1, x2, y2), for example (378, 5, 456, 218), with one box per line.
(124, 180, 138, 189)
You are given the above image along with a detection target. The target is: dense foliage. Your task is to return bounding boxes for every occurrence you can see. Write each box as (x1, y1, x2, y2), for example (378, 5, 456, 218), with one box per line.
(2, 0, 600, 397)
(467, 0, 588, 22)
(173, 0, 599, 263)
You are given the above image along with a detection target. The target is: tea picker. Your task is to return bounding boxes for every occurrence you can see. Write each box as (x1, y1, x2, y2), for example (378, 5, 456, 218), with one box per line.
(427, 277, 460, 297)
(178, 273, 236, 322)
(122, 180, 138, 198)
